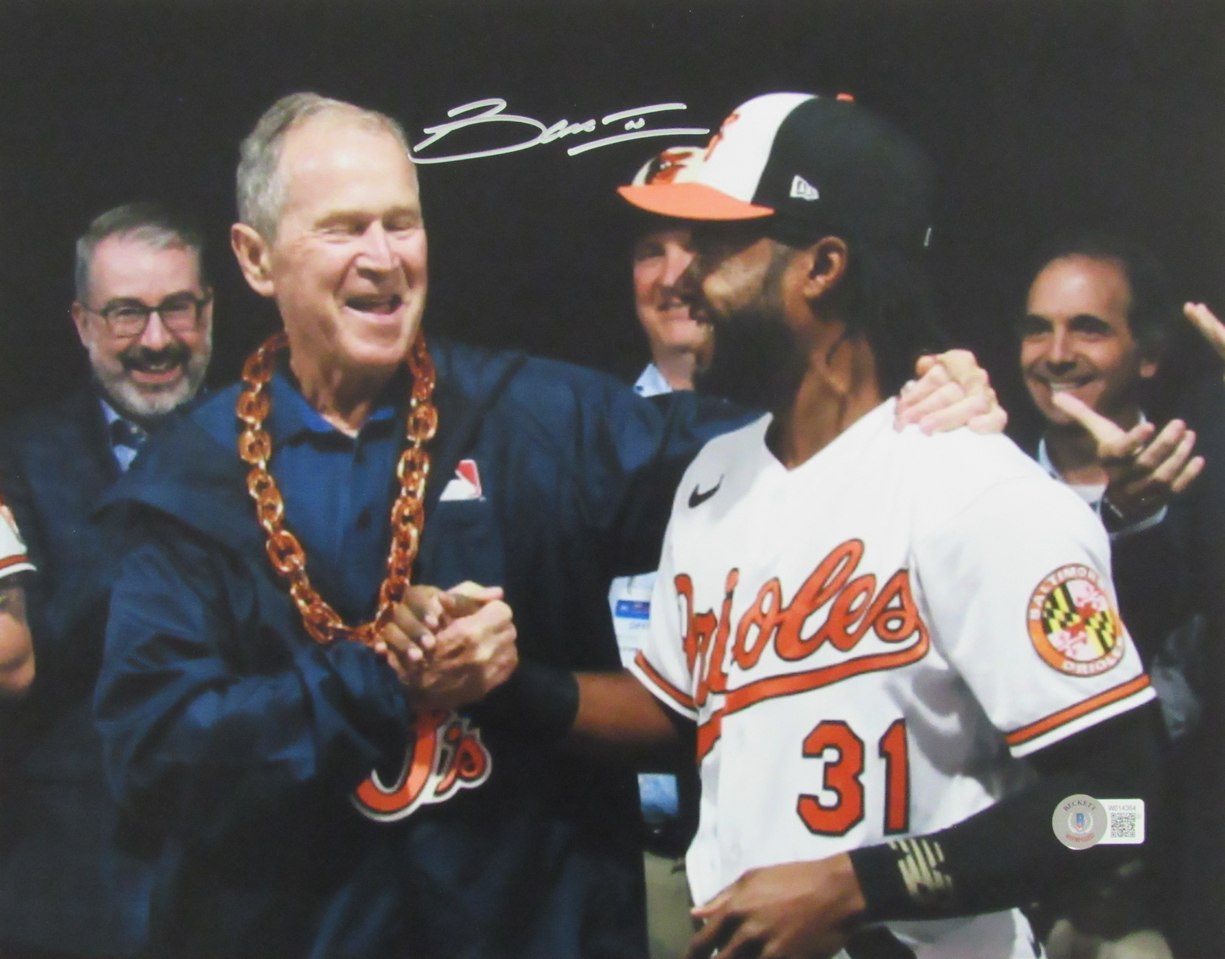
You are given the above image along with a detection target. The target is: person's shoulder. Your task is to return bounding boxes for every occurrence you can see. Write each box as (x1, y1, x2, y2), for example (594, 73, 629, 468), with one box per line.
(693, 412, 769, 462)
(0, 390, 112, 483)
(899, 419, 1049, 488)
(431, 334, 645, 447)
(0, 388, 102, 444)
(112, 387, 244, 504)
(104, 398, 255, 551)
(147, 389, 241, 471)
(899, 423, 1098, 539)
(670, 413, 770, 506)
(433, 335, 625, 396)
(180, 381, 244, 440)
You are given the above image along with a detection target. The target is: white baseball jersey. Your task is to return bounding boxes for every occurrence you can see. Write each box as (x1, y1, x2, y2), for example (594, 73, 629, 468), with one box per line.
(630, 400, 1154, 959)
(0, 502, 33, 582)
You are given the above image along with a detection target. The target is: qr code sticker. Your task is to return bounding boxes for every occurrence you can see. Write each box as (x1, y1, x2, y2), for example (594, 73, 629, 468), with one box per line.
(1102, 799, 1145, 845)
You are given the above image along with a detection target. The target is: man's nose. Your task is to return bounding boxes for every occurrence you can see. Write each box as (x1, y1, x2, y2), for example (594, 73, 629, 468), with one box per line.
(358, 222, 396, 270)
(138, 309, 173, 349)
(1046, 328, 1075, 365)
(661, 245, 695, 289)
(675, 253, 706, 302)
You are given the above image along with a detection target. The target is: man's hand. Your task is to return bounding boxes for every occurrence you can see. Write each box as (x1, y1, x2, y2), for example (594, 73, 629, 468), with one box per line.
(374, 584, 447, 684)
(1050, 391, 1203, 522)
(684, 856, 866, 959)
(1184, 301, 1225, 361)
(894, 349, 1007, 435)
(0, 583, 34, 696)
(375, 583, 518, 708)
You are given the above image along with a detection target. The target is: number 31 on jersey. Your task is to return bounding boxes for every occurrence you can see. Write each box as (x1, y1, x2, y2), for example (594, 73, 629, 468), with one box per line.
(800, 719, 909, 835)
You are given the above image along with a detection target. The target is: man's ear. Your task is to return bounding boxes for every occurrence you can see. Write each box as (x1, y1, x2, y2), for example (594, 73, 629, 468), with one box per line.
(199, 288, 216, 333)
(231, 223, 275, 298)
(800, 236, 850, 302)
(69, 302, 90, 347)
(1138, 338, 1162, 380)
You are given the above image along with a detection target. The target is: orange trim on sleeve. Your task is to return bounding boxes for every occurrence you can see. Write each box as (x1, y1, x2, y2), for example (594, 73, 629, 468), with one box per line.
(632, 650, 695, 712)
(1005, 674, 1152, 748)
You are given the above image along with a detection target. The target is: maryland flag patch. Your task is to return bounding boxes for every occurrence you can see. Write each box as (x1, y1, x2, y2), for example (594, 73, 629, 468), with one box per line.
(1027, 564, 1126, 676)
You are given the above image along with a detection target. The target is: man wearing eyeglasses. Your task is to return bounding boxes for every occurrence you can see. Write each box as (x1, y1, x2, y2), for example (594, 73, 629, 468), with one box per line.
(70, 206, 213, 436)
(0, 202, 212, 959)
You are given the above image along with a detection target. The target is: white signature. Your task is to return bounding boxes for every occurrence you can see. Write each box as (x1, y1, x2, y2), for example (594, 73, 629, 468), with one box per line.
(411, 98, 709, 164)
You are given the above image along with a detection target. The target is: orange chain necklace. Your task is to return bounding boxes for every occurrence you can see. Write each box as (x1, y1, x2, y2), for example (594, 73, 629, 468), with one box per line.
(236, 331, 438, 647)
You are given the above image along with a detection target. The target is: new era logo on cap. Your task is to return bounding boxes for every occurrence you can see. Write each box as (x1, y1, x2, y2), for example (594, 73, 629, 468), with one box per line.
(619, 92, 934, 250)
(790, 175, 820, 201)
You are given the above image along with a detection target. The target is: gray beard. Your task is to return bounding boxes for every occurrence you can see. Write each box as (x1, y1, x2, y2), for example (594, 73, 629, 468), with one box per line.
(94, 346, 210, 423)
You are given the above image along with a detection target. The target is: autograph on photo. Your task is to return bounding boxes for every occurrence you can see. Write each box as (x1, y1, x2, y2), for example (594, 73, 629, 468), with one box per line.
(412, 98, 709, 164)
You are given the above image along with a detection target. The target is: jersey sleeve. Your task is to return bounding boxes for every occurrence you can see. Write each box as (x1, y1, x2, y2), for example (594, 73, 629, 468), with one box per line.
(914, 470, 1154, 758)
(0, 501, 34, 581)
(628, 516, 699, 721)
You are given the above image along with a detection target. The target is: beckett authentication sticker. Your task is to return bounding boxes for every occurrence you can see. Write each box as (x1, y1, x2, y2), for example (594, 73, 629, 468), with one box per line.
(1028, 564, 1125, 676)
(1053, 794, 1145, 850)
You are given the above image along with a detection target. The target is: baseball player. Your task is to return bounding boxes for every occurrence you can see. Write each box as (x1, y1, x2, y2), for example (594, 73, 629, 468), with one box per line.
(0, 495, 35, 695)
(566, 93, 1164, 959)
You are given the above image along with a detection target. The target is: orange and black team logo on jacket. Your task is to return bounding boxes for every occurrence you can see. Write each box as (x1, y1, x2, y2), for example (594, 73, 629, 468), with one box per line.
(352, 709, 491, 822)
(1027, 564, 1125, 676)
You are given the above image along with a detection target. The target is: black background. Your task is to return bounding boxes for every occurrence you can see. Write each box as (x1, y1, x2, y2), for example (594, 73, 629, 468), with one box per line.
(1, 0, 1222, 433)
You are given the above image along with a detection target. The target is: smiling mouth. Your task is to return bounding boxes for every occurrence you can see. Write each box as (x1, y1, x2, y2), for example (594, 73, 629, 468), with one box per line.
(129, 365, 183, 384)
(345, 294, 404, 315)
(1039, 379, 1093, 392)
(122, 346, 189, 384)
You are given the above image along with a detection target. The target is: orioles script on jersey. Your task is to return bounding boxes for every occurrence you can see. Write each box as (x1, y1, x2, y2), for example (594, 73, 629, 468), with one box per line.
(671, 538, 930, 759)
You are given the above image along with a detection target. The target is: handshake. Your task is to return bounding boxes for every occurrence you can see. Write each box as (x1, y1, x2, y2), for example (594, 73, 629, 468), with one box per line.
(371, 582, 519, 711)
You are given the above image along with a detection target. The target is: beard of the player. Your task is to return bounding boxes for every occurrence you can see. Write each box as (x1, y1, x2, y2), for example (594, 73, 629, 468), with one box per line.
(694, 280, 806, 414)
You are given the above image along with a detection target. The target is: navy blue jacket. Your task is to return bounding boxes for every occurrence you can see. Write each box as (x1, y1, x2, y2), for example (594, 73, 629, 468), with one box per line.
(94, 339, 749, 959)
(0, 388, 154, 957)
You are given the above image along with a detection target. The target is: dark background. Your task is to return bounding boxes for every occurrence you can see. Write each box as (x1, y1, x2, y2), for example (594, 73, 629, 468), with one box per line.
(1, 0, 1222, 434)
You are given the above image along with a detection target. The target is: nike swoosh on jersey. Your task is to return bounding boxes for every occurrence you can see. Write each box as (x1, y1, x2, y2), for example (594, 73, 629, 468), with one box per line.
(688, 477, 723, 508)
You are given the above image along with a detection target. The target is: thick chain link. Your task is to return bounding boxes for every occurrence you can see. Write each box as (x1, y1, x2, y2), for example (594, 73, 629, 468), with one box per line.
(236, 331, 438, 646)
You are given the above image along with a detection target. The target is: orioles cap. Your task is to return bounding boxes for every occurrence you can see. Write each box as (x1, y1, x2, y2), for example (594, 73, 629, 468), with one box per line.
(618, 92, 935, 250)
(626, 145, 706, 188)
(617, 145, 707, 239)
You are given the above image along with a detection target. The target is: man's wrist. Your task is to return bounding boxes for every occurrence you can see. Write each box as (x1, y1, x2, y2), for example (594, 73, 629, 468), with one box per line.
(1098, 495, 1167, 538)
(849, 838, 955, 922)
(468, 660, 579, 739)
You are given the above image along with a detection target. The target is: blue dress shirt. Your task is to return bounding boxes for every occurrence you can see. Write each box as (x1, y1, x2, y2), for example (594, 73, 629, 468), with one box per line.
(264, 368, 405, 622)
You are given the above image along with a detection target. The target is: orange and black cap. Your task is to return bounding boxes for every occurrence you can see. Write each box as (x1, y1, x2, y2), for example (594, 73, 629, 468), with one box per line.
(619, 92, 935, 251)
